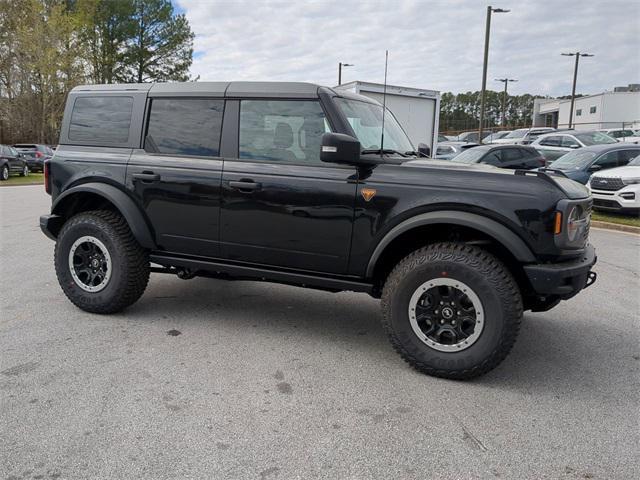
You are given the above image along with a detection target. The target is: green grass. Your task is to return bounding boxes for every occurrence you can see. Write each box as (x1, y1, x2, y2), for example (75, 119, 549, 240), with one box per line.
(592, 211, 640, 228)
(0, 173, 44, 186)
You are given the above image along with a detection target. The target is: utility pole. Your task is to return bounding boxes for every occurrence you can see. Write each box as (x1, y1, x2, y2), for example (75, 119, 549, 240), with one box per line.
(495, 78, 517, 127)
(561, 52, 594, 129)
(337, 62, 354, 86)
(478, 6, 509, 143)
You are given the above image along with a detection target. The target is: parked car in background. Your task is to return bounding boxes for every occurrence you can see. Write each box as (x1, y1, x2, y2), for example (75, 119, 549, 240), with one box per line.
(484, 130, 512, 143)
(434, 141, 479, 160)
(457, 130, 491, 143)
(450, 144, 546, 170)
(545, 144, 640, 184)
(0, 144, 29, 180)
(13, 143, 54, 172)
(589, 155, 640, 214)
(532, 131, 618, 162)
(491, 127, 555, 145)
(597, 128, 640, 143)
(437, 134, 450, 142)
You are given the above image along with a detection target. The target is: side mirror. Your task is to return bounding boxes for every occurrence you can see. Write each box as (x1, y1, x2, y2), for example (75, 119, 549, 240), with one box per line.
(588, 164, 602, 172)
(418, 143, 431, 157)
(320, 132, 361, 165)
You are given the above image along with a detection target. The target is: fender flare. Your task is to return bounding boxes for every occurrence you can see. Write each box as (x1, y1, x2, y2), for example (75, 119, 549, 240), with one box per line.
(365, 210, 536, 278)
(52, 182, 156, 249)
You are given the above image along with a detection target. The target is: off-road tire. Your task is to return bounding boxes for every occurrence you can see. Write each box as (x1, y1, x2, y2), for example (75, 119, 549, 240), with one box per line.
(54, 210, 150, 314)
(381, 242, 522, 380)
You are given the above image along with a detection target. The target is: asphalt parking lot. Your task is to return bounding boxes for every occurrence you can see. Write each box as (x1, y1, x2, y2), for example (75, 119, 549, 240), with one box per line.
(1, 185, 638, 480)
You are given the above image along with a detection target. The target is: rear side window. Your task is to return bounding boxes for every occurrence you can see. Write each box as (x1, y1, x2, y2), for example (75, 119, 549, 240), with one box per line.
(145, 98, 224, 157)
(69, 96, 133, 143)
(618, 149, 640, 163)
(239, 100, 330, 164)
(540, 136, 561, 147)
(501, 148, 524, 162)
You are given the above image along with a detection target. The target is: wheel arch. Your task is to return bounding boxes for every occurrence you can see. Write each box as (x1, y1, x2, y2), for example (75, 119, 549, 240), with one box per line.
(51, 183, 156, 249)
(366, 211, 536, 293)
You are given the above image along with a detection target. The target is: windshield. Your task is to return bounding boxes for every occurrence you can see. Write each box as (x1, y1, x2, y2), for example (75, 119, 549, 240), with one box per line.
(450, 147, 487, 164)
(550, 150, 597, 170)
(575, 132, 617, 146)
(505, 129, 528, 139)
(335, 98, 414, 153)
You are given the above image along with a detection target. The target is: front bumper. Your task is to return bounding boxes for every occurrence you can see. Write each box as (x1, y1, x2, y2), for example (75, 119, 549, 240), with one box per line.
(591, 185, 640, 212)
(40, 214, 63, 241)
(523, 243, 597, 300)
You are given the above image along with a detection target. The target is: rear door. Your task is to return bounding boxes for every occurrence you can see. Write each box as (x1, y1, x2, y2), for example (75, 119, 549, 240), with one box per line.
(126, 97, 225, 257)
(219, 99, 357, 274)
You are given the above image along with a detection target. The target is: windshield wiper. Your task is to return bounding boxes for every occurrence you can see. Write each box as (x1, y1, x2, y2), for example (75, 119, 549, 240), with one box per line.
(404, 150, 427, 158)
(361, 148, 408, 157)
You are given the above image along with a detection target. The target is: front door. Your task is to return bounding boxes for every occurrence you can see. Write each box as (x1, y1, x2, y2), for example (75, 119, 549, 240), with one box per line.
(220, 99, 357, 274)
(126, 97, 225, 257)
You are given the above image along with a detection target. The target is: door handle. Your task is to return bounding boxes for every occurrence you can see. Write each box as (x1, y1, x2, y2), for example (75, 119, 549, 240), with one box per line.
(132, 171, 160, 183)
(228, 180, 261, 192)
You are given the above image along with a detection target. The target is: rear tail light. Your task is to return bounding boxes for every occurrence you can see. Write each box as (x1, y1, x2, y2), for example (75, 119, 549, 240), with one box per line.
(44, 161, 51, 194)
(35, 151, 43, 158)
(538, 157, 547, 166)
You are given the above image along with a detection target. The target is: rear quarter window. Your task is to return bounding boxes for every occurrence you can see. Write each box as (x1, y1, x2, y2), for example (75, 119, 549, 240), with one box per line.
(68, 96, 133, 143)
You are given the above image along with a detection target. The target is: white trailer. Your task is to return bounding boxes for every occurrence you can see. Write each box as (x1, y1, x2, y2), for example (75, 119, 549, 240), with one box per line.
(334, 80, 441, 152)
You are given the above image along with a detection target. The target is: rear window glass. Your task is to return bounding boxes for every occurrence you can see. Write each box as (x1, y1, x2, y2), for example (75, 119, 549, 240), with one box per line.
(145, 98, 224, 157)
(69, 96, 133, 143)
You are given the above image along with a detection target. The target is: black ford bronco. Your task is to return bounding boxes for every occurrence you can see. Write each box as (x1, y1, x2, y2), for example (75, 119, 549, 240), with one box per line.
(40, 82, 596, 379)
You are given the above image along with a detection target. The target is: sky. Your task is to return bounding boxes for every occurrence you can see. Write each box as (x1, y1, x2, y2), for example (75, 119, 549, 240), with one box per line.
(174, 0, 639, 97)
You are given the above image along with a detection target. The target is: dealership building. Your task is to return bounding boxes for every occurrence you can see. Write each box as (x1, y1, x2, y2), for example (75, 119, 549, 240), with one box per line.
(532, 84, 640, 130)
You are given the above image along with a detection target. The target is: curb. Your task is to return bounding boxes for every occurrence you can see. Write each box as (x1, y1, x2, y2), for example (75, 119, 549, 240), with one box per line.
(591, 220, 640, 235)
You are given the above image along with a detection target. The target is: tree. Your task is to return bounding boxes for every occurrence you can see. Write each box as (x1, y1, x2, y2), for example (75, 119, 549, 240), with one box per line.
(75, 0, 135, 84)
(122, 0, 194, 83)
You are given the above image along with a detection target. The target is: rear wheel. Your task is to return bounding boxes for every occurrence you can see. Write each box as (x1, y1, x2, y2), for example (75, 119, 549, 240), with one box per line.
(381, 243, 522, 380)
(20, 165, 29, 177)
(0, 165, 8, 181)
(54, 210, 150, 314)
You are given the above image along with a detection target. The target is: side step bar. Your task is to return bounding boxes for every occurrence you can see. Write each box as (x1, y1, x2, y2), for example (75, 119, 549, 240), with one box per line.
(149, 253, 374, 294)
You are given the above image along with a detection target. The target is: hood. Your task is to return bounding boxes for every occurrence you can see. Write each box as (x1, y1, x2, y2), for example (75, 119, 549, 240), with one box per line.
(490, 138, 518, 145)
(591, 165, 640, 179)
(402, 159, 589, 199)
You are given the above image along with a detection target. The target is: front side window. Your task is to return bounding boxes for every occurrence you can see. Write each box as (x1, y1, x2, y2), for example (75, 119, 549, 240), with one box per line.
(540, 136, 561, 146)
(146, 98, 224, 156)
(561, 136, 580, 148)
(69, 96, 133, 143)
(239, 100, 330, 164)
(335, 98, 414, 153)
(618, 149, 640, 163)
(594, 152, 620, 170)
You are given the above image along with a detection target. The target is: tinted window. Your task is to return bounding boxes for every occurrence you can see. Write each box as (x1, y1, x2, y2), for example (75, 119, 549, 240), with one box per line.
(618, 149, 640, 163)
(594, 152, 620, 170)
(540, 136, 561, 146)
(502, 148, 525, 162)
(482, 151, 501, 166)
(436, 146, 454, 155)
(146, 98, 224, 157)
(239, 100, 330, 163)
(69, 96, 133, 143)
(561, 136, 580, 148)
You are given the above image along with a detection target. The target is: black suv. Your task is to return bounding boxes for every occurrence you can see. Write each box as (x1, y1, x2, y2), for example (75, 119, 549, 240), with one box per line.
(40, 82, 596, 379)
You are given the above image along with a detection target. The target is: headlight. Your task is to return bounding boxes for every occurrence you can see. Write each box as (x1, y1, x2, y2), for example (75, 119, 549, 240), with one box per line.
(566, 205, 583, 242)
(622, 177, 640, 185)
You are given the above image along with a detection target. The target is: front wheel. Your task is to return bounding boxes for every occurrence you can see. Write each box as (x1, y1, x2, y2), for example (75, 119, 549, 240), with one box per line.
(0, 165, 8, 181)
(381, 243, 522, 380)
(54, 210, 150, 314)
(20, 165, 29, 177)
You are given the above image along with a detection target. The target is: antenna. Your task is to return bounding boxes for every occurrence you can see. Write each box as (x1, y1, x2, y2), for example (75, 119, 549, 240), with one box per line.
(380, 50, 388, 158)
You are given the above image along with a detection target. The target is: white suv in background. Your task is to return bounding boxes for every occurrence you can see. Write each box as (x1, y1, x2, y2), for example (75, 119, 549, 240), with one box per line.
(589, 155, 640, 214)
(598, 128, 640, 143)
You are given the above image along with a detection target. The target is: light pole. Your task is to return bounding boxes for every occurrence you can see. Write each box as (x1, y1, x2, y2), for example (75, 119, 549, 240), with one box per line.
(478, 6, 509, 143)
(561, 52, 594, 129)
(495, 78, 517, 127)
(338, 62, 354, 86)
